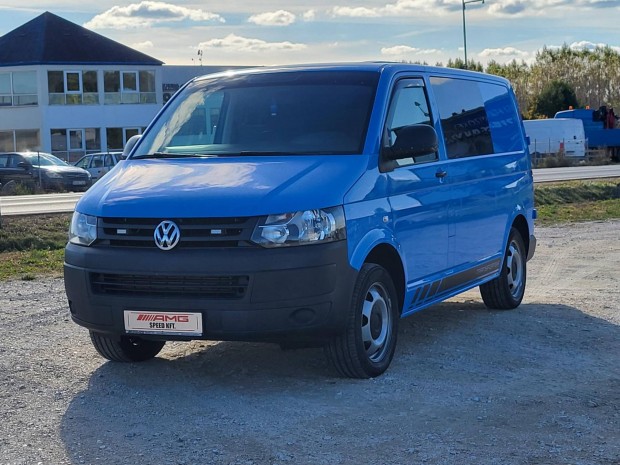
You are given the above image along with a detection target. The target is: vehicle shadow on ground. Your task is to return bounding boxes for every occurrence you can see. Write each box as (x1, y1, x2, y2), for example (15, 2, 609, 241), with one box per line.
(59, 301, 620, 464)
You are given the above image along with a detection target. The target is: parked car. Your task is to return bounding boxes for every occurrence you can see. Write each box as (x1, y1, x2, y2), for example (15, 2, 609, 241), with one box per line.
(74, 152, 124, 181)
(2, 152, 91, 192)
(0, 152, 37, 194)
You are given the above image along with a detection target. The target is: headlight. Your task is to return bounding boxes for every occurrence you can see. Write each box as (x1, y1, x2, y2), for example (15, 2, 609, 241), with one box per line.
(251, 206, 346, 247)
(45, 171, 63, 179)
(69, 212, 97, 246)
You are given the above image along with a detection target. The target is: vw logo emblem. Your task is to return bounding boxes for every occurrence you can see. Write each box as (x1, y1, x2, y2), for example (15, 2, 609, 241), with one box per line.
(154, 220, 180, 251)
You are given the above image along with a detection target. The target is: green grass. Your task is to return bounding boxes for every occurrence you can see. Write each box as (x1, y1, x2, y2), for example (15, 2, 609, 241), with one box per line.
(0, 213, 70, 280)
(0, 179, 618, 280)
(534, 178, 620, 225)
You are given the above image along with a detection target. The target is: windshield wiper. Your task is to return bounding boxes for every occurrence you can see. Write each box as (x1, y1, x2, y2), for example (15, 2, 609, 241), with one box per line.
(238, 151, 294, 156)
(132, 152, 217, 160)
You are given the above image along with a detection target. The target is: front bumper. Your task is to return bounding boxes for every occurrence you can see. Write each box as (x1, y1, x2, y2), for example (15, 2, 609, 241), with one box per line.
(41, 177, 91, 192)
(64, 240, 356, 342)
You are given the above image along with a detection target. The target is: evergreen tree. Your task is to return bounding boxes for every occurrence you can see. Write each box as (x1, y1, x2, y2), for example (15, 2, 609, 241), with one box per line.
(529, 80, 579, 118)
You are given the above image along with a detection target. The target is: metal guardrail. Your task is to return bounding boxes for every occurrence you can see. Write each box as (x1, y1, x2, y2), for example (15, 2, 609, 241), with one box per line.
(0, 193, 81, 217)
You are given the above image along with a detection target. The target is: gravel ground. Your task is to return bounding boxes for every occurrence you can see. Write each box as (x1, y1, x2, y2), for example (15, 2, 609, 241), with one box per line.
(1, 221, 619, 465)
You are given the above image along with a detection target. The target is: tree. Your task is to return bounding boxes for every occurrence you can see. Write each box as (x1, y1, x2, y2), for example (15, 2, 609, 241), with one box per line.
(446, 57, 483, 71)
(529, 80, 579, 118)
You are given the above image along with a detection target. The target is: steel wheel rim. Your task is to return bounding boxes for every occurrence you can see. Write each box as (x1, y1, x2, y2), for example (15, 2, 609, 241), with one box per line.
(361, 282, 392, 362)
(506, 240, 524, 298)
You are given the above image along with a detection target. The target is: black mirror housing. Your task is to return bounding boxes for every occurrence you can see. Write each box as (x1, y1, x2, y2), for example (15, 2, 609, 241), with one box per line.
(123, 135, 142, 158)
(383, 124, 438, 161)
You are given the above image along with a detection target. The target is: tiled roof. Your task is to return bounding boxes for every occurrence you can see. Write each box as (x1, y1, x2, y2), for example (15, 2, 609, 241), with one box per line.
(0, 12, 163, 66)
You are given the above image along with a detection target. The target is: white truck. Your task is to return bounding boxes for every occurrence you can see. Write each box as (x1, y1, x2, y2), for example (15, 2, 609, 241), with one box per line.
(523, 118, 586, 158)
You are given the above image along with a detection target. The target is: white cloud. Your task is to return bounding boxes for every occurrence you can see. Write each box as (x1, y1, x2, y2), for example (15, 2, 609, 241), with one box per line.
(332, 6, 382, 18)
(303, 9, 317, 21)
(197, 34, 306, 52)
(479, 47, 529, 58)
(569, 40, 620, 52)
(131, 40, 154, 51)
(332, 1, 462, 18)
(84, 1, 224, 30)
(381, 45, 441, 56)
(488, 0, 620, 16)
(248, 10, 296, 26)
(332, 0, 620, 19)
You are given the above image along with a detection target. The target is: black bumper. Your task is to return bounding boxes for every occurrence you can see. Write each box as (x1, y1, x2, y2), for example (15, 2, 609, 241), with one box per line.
(64, 240, 357, 342)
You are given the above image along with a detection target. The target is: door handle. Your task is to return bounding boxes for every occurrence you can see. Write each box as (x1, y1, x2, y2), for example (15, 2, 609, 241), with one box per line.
(435, 170, 447, 179)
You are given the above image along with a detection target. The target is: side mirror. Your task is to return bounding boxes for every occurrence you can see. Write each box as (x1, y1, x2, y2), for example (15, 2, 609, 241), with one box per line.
(122, 135, 142, 158)
(17, 161, 32, 170)
(383, 124, 438, 161)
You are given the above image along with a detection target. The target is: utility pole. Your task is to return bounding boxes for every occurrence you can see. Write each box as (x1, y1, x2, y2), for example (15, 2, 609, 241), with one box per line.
(462, 0, 484, 69)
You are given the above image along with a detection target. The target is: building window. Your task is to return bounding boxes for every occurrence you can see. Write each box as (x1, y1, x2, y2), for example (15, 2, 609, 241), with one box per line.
(139, 71, 156, 103)
(0, 131, 13, 151)
(0, 129, 40, 151)
(104, 70, 156, 104)
(106, 127, 143, 150)
(51, 128, 101, 162)
(48, 70, 99, 105)
(0, 71, 38, 106)
(0, 74, 11, 106)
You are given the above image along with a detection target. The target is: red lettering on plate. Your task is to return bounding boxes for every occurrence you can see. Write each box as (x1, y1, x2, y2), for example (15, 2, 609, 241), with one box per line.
(136, 313, 190, 323)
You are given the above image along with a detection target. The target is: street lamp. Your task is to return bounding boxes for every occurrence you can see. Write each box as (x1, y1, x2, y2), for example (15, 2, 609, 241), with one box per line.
(462, 0, 484, 69)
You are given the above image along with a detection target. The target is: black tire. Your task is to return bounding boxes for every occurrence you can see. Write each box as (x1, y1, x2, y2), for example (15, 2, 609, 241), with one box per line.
(89, 331, 165, 362)
(325, 264, 399, 378)
(480, 227, 527, 309)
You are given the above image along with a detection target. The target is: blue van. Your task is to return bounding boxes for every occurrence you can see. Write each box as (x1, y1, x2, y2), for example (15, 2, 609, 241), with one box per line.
(64, 63, 536, 378)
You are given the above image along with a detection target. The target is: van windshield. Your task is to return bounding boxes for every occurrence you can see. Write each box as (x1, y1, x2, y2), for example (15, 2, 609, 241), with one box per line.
(134, 71, 379, 158)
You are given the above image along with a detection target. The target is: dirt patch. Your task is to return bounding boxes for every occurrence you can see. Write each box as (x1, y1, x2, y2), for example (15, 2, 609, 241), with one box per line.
(0, 221, 618, 464)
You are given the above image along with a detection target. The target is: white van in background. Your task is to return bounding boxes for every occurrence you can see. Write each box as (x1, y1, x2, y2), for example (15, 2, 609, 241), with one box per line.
(523, 118, 586, 158)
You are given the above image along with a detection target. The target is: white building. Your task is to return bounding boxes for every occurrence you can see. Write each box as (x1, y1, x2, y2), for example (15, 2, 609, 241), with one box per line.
(0, 12, 247, 162)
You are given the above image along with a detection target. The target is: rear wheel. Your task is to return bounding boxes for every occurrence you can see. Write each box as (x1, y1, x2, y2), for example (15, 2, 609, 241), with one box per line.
(325, 264, 399, 378)
(89, 331, 165, 362)
(480, 227, 527, 309)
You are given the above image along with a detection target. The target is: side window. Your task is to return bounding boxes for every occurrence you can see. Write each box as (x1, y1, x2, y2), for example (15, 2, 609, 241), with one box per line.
(479, 82, 524, 153)
(430, 76, 494, 159)
(384, 78, 437, 165)
(91, 155, 104, 168)
(0, 154, 8, 167)
(104, 155, 114, 167)
(9, 154, 24, 167)
(75, 157, 89, 169)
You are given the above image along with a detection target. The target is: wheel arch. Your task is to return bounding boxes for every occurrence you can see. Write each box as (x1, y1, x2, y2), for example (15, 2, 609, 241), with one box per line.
(364, 243, 406, 315)
(511, 213, 530, 257)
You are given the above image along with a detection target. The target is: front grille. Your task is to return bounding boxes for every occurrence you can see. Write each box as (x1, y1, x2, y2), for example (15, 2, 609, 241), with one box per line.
(91, 273, 249, 299)
(98, 217, 258, 248)
(66, 172, 89, 179)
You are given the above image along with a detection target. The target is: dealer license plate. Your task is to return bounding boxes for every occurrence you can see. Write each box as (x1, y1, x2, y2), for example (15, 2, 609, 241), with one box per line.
(72, 180, 86, 186)
(124, 311, 203, 336)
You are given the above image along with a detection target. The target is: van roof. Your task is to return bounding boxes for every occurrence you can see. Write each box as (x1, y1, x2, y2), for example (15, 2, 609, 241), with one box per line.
(190, 62, 510, 86)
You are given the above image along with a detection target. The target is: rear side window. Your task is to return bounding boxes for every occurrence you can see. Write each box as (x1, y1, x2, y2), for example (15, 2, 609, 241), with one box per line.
(430, 77, 523, 158)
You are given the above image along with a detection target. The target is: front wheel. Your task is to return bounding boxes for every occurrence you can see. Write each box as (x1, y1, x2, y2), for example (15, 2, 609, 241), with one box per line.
(89, 331, 165, 362)
(325, 264, 399, 378)
(480, 227, 527, 309)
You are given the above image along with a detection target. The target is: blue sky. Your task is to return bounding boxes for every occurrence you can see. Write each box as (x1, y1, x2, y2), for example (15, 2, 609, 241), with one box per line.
(1, 1, 619, 67)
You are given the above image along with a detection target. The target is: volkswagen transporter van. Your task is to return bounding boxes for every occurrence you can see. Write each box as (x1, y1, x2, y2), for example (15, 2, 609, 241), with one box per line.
(64, 63, 536, 378)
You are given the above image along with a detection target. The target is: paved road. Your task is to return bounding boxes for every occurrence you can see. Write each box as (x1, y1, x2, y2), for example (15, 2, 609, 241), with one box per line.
(1, 165, 619, 216)
(533, 164, 620, 182)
